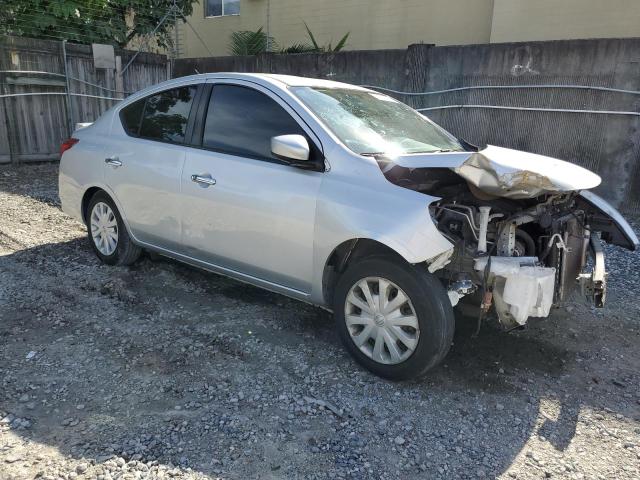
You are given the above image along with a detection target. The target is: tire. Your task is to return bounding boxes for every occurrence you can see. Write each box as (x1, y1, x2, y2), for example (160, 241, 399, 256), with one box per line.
(333, 255, 455, 380)
(86, 191, 141, 266)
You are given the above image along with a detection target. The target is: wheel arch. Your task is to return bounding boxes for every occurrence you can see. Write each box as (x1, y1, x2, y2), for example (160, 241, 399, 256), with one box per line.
(80, 185, 136, 242)
(321, 238, 412, 306)
(81, 186, 103, 224)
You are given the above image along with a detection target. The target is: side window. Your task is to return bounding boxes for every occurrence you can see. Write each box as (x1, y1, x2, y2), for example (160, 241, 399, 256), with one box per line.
(202, 84, 305, 161)
(121, 98, 145, 136)
(118, 86, 197, 143)
(120, 86, 197, 143)
(139, 86, 197, 143)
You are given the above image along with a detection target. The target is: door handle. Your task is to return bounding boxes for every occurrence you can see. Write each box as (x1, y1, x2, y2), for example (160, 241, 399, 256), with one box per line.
(191, 174, 216, 187)
(105, 156, 122, 167)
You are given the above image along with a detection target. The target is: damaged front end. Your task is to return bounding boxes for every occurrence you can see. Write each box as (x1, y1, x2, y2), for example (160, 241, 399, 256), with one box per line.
(380, 145, 638, 329)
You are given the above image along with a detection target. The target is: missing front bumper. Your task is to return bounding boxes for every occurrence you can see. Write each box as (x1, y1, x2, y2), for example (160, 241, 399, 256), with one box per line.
(473, 233, 607, 328)
(474, 256, 556, 327)
(578, 234, 607, 308)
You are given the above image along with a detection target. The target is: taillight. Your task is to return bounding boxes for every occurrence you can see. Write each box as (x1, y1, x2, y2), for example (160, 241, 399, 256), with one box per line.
(60, 138, 79, 156)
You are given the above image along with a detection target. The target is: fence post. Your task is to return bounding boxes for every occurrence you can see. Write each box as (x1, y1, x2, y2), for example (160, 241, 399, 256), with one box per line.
(0, 83, 16, 164)
(115, 55, 124, 99)
(403, 43, 434, 109)
(61, 40, 74, 135)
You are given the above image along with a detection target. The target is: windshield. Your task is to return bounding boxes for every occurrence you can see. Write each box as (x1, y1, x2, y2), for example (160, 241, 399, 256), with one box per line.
(291, 87, 463, 155)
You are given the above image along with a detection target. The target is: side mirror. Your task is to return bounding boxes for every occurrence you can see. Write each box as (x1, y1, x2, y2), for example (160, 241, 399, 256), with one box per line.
(271, 134, 310, 162)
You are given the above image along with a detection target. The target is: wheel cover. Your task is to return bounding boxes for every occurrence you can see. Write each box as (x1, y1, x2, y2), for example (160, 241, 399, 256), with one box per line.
(90, 202, 118, 256)
(344, 276, 420, 365)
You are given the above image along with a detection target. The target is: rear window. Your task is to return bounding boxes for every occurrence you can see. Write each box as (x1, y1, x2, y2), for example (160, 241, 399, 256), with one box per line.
(120, 86, 197, 144)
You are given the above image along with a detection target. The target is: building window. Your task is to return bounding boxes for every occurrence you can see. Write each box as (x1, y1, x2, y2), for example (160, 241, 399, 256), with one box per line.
(205, 0, 240, 17)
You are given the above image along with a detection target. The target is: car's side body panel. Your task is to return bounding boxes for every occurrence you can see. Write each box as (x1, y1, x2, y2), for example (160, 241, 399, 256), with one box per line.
(104, 137, 187, 251)
(59, 121, 110, 223)
(178, 78, 326, 293)
(308, 145, 455, 304)
(182, 147, 323, 293)
(101, 80, 204, 251)
(58, 74, 462, 308)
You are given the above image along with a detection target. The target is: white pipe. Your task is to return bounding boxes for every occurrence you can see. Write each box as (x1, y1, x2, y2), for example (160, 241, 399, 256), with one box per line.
(0, 92, 122, 101)
(416, 104, 640, 116)
(361, 84, 640, 96)
(477, 206, 491, 254)
(0, 70, 133, 95)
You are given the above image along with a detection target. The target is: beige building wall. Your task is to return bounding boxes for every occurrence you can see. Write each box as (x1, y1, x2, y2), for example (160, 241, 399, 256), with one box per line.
(180, 0, 495, 58)
(180, 0, 640, 58)
(490, 0, 640, 43)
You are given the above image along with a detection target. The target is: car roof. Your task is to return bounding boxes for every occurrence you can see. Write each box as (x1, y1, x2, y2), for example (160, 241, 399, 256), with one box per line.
(166, 72, 369, 91)
(117, 72, 372, 110)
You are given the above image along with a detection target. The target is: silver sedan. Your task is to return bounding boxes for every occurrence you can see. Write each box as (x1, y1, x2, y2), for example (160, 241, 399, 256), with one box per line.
(59, 73, 638, 379)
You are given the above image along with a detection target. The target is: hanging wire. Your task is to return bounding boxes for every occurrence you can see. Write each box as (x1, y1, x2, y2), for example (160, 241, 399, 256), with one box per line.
(416, 104, 640, 117)
(0, 70, 133, 95)
(0, 91, 122, 101)
(2, 1, 183, 50)
(362, 84, 640, 97)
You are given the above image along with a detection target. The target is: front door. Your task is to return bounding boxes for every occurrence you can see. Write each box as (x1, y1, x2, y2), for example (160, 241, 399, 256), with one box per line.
(181, 82, 324, 293)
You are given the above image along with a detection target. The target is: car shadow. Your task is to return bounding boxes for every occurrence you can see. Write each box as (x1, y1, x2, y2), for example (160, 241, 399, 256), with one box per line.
(1, 236, 636, 478)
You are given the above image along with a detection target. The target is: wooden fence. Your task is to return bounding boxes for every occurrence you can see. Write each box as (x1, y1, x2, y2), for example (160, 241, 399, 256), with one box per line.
(0, 36, 169, 164)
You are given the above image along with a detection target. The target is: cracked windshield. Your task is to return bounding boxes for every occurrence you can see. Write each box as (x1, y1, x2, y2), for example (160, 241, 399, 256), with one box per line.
(292, 87, 464, 155)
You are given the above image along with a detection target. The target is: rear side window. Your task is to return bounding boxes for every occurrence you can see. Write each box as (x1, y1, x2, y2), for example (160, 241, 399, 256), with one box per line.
(120, 98, 145, 135)
(120, 86, 197, 144)
(140, 86, 197, 143)
(202, 84, 305, 161)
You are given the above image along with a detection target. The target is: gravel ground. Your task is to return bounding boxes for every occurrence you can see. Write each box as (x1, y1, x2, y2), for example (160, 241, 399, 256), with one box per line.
(1, 162, 639, 480)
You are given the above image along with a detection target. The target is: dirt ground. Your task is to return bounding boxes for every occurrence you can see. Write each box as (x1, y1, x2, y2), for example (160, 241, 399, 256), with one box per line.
(1, 162, 639, 480)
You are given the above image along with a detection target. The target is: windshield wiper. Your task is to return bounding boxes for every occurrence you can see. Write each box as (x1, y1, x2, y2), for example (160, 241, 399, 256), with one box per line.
(394, 149, 460, 154)
(361, 149, 460, 157)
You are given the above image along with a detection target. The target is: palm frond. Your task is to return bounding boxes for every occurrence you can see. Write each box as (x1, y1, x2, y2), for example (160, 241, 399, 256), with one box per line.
(280, 43, 316, 54)
(303, 21, 321, 51)
(229, 27, 276, 55)
(333, 32, 350, 52)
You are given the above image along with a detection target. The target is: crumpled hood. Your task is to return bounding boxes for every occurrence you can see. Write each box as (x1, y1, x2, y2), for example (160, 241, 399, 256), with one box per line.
(390, 145, 602, 199)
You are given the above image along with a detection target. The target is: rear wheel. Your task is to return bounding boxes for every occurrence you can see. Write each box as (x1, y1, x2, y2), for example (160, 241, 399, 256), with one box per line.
(86, 191, 141, 266)
(333, 256, 454, 380)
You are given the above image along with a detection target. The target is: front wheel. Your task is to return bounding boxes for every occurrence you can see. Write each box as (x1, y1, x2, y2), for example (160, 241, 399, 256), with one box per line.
(333, 256, 454, 380)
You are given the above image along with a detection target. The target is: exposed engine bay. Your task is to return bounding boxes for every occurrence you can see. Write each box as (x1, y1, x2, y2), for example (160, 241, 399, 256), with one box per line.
(377, 145, 638, 329)
(430, 190, 606, 328)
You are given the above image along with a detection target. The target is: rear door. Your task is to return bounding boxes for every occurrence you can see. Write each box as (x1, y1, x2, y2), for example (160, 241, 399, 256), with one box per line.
(180, 81, 324, 293)
(105, 84, 200, 250)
